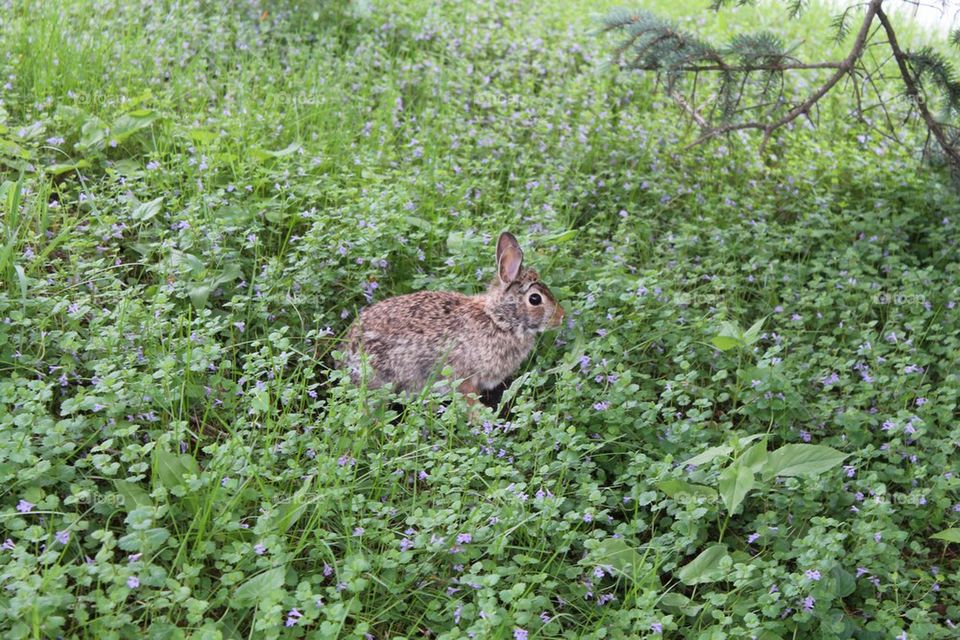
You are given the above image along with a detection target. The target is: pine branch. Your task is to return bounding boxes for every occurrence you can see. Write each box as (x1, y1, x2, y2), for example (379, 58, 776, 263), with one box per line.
(875, 6, 960, 168)
(687, 0, 881, 149)
(603, 0, 960, 173)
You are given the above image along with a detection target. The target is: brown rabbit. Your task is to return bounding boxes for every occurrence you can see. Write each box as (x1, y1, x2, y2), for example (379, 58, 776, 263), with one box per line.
(344, 232, 564, 401)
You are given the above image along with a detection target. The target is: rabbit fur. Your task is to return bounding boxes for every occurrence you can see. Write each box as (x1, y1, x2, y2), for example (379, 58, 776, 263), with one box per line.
(344, 232, 564, 400)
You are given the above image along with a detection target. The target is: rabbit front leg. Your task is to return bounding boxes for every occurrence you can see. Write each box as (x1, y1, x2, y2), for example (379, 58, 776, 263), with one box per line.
(457, 377, 487, 424)
(457, 378, 480, 406)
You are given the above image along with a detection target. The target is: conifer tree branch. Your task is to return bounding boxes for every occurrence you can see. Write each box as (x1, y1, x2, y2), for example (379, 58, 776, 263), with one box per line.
(875, 5, 960, 167)
(605, 1, 960, 172)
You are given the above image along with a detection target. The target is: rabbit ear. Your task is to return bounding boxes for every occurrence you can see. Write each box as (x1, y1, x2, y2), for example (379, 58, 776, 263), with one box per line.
(496, 232, 523, 284)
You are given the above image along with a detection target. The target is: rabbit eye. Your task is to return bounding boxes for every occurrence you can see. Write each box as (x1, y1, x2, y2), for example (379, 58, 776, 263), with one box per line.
(528, 293, 542, 306)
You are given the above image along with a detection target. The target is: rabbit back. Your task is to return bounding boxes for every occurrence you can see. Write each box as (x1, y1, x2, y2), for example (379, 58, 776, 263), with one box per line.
(345, 290, 535, 393)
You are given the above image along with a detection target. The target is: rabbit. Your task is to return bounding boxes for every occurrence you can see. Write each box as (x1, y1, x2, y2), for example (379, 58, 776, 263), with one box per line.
(343, 231, 564, 402)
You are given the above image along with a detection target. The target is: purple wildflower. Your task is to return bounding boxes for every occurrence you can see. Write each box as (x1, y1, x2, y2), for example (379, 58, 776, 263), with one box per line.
(285, 608, 302, 627)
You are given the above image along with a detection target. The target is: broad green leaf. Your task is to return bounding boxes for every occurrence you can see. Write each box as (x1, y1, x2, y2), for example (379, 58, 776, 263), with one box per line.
(132, 196, 164, 222)
(13, 264, 26, 304)
(168, 250, 205, 274)
(544, 229, 578, 243)
(677, 544, 730, 585)
(211, 262, 242, 288)
(188, 284, 212, 309)
(739, 440, 768, 474)
(148, 621, 185, 640)
(830, 566, 856, 597)
(403, 215, 433, 232)
(232, 566, 286, 608)
(738, 433, 766, 447)
(718, 464, 754, 513)
(276, 477, 314, 532)
(46, 159, 91, 175)
(446, 231, 466, 252)
(154, 450, 200, 492)
(189, 129, 218, 144)
(78, 116, 108, 152)
(588, 538, 647, 580)
(681, 444, 733, 468)
(711, 335, 742, 351)
(658, 592, 703, 615)
(114, 479, 153, 511)
(712, 320, 754, 351)
(119, 527, 170, 552)
(109, 112, 159, 144)
(249, 142, 301, 161)
(763, 444, 847, 479)
(657, 478, 717, 501)
(743, 317, 766, 345)
(931, 528, 960, 543)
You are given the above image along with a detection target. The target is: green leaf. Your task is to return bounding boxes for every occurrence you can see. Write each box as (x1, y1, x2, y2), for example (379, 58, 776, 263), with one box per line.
(931, 528, 960, 543)
(589, 538, 647, 580)
(658, 592, 703, 615)
(763, 444, 847, 479)
(114, 479, 154, 511)
(232, 566, 286, 608)
(711, 335, 742, 351)
(46, 159, 91, 175)
(189, 129, 219, 144)
(742, 317, 766, 345)
(148, 621, 185, 640)
(718, 464, 754, 513)
(132, 196, 164, 222)
(446, 230, 467, 253)
(77, 116, 109, 152)
(109, 112, 159, 145)
(154, 449, 200, 493)
(249, 142, 302, 162)
(677, 544, 730, 585)
(13, 263, 27, 304)
(829, 566, 856, 598)
(211, 262, 242, 288)
(544, 229, 578, 244)
(681, 444, 733, 468)
(739, 440, 768, 473)
(188, 284, 212, 309)
(403, 215, 433, 232)
(657, 478, 718, 501)
(119, 527, 170, 552)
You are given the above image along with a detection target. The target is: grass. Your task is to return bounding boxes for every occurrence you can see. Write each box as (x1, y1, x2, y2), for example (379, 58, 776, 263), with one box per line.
(0, 0, 958, 638)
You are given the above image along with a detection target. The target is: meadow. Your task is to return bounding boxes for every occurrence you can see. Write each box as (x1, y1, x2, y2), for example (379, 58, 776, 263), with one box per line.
(0, 0, 958, 638)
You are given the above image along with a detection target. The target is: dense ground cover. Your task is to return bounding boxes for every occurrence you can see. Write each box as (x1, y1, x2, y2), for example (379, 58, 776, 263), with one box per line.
(0, 0, 958, 638)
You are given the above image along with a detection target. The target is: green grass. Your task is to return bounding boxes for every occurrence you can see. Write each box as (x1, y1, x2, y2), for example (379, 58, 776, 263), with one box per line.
(0, 0, 958, 638)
